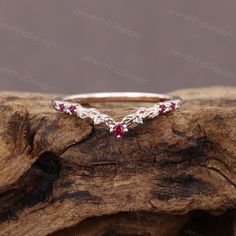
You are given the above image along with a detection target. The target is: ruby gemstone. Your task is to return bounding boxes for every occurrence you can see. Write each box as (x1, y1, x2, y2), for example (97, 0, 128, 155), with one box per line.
(159, 104, 167, 112)
(69, 105, 77, 114)
(170, 102, 176, 109)
(113, 124, 125, 138)
(59, 103, 65, 111)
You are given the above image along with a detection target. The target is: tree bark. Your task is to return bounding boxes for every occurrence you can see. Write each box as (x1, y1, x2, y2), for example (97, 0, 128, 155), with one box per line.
(0, 87, 235, 236)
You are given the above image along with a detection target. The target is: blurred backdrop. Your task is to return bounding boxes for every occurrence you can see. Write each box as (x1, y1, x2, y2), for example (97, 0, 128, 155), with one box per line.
(0, 0, 235, 94)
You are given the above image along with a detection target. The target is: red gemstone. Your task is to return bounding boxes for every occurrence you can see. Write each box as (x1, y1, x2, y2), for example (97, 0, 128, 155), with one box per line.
(160, 104, 167, 112)
(69, 105, 76, 114)
(170, 102, 176, 109)
(59, 103, 65, 111)
(113, 124, 125, 138)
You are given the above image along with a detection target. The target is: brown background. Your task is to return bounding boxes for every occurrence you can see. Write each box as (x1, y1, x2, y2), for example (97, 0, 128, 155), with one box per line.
(0, 0, 235, 94)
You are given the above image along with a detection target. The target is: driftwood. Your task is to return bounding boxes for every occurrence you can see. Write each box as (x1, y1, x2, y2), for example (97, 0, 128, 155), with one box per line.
(0, 87, 235, 236)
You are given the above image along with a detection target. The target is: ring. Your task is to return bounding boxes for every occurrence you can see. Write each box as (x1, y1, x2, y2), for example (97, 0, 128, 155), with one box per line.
(53, 92, 182, 138)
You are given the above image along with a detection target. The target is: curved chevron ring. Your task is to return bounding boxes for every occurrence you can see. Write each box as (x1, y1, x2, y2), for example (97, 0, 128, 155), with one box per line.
(53, 92, 182, 138)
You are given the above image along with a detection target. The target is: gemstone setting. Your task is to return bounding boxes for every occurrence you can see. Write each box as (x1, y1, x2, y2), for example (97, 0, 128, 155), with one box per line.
(59, 103, 65, 111)
(134, 116, 143, 124)
(68, 105, 77, 114)
(170, 102, 176, 109)
(159, 104, 167, 112)
(112, 123, 127, 138)
(93, 115, 103, 125)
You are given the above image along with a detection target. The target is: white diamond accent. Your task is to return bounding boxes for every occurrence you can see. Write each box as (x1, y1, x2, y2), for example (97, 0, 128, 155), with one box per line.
(93, 115, 103, 125)
(134, 116, 143, 124)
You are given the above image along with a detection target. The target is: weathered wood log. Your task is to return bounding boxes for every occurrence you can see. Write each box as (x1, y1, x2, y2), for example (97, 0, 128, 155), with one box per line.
(233, 211, 236, 236)
(0, 87, 235, 236)
(51, 212, 190, 236)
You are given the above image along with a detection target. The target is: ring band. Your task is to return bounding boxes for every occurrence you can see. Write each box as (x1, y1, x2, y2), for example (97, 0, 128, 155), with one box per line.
(53, 92, 182, 138)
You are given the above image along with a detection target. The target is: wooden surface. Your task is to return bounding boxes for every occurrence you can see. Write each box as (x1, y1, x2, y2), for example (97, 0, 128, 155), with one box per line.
(0, 87, 235, 236)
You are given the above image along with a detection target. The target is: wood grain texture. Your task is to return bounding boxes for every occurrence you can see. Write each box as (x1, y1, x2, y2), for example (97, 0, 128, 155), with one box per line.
(0, 87, 235, 236)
